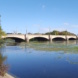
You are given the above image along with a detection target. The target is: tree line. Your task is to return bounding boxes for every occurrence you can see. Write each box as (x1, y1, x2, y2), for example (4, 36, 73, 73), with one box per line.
(45, 30, 76, 35)
(0, 26, 6, 45)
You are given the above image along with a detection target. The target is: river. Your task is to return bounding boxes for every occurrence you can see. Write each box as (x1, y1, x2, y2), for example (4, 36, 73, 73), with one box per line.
(1, 40, 78, 78)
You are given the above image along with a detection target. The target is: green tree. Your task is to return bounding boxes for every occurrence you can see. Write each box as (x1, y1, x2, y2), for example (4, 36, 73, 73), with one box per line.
(45, 30, 75, 35)
(52, 30, 59, 35)
(0, 26, 5, 38)
(0, 26, 6, 45)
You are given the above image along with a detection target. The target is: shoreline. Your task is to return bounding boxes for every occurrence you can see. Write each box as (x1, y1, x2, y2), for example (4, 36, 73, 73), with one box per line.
(0, 73, 15, 78)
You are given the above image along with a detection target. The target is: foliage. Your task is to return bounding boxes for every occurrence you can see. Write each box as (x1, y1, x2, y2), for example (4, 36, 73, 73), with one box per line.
(0, 26, 5, 38)
(45, 30, 76, 35)
(5, 38, 16, 46)
(0, 26, 7, 76)
(0, 64, 8, 76)
(0, 52, 8, 76)
(0, 26, 6, 45)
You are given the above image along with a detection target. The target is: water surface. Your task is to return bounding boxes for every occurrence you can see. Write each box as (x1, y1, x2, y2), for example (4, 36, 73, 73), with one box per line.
(1, 41, 78, 78)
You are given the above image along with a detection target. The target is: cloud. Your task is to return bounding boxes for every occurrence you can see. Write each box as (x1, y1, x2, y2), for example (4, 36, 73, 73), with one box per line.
(64, 23, 78, 28)
(39, 27, 66, 33)
(42, 5, 46, 9)
(39, 27, 67, 33)
(64, 23, 69, 26)
(72, 25, 78, 28)
(40, 28, 49, 32)
(33, 24, 40, 27)
(51, 27, 66, 31)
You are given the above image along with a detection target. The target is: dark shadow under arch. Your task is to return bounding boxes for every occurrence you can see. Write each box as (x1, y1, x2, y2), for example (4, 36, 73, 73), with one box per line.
(52, 37, 66, 41)
(69, 38, 76, 40)
(30, 37, 49, 42)
(4, 37, 25, 43)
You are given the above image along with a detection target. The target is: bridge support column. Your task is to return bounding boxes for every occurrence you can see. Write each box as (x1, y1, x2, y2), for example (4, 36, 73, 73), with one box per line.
(65, 35, 69, 41)
(49, 38, 52, 42)
(76, 35, 78, 44)
(49, 35, 52, 42)
(76, 35, 78, 40)
(26, 38, 29, 43)
(65, 35, 69, 45)
(66, 38, 69, 41)
(25, 34, 29, 43)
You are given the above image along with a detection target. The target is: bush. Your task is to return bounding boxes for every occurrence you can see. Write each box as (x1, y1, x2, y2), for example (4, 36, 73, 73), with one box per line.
(0, 53, 8, 76)
(0, 39, 4, 46)
(0, 64, 8, 76)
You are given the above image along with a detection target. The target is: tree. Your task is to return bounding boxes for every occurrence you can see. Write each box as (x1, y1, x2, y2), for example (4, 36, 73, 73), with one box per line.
(0, 26, 5, 38)
(45, 30, 75, 35)
(0, 26, 6, 45)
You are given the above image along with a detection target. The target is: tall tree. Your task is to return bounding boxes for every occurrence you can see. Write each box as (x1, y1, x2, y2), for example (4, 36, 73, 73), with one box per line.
(0, 26, 6, 45)
(0, 26, 5, 39)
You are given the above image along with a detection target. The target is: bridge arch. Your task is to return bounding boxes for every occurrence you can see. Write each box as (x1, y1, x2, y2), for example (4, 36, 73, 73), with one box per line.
(4, 37, 25, 42)
(29, 37, 49, 42)
(69, 38, 76, 40)
(52, 37, 66, 41)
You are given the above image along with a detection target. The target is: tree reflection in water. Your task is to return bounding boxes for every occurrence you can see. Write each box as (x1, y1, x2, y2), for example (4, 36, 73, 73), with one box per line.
(0, 52, 8, 76)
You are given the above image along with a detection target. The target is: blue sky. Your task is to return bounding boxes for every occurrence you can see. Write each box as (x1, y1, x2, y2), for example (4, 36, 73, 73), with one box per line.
(0, 0, 78, 34)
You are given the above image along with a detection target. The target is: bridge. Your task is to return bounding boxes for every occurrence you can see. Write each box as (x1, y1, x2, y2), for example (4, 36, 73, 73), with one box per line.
(2, 34, 77, 42)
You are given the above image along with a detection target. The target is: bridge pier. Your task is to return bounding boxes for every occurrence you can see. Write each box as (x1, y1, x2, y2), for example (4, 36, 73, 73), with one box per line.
(26, 38, 29, 43)
(65, 35, 68, 41)
(49, 35, 52, 42)
(76, 35, 78, 44)
(49, 38, 52, 42)
(76, 35, 78, 40)
(25, 34, 29, 43)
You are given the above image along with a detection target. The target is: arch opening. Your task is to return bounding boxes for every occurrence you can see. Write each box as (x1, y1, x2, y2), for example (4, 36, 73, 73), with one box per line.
(52, 37, 66, 41)
(4, 37, 25, 43)
(30, 37, 49, 42)
(69, 38, 76, 40)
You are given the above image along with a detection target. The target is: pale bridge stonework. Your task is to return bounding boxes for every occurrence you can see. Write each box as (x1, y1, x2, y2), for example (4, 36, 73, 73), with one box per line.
(2, 34, 77, 42)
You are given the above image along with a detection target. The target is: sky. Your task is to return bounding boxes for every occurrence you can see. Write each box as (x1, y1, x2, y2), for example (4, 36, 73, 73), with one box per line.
(0, 0, 78, 34)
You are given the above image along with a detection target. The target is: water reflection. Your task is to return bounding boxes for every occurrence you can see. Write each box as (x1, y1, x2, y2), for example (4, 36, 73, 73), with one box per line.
(57, 53, 78, 65)
(3, 40, 78, 78)
(18, 40, 78, 53)
(66, 54, 78, 64)
(17, 40, 78, 65)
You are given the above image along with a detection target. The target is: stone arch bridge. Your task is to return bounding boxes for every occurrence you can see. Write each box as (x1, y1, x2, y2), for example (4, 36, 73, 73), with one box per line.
(2, 34, 77, 42)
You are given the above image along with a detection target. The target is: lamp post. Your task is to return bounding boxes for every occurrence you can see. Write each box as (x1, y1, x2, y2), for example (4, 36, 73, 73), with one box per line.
(65, 30, 68, 45)
(49, 27, 52, 42)
(26, 29, 27, 35)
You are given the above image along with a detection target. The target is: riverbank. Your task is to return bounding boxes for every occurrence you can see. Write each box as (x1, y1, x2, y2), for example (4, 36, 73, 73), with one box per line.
(0, 73, 15, 78)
